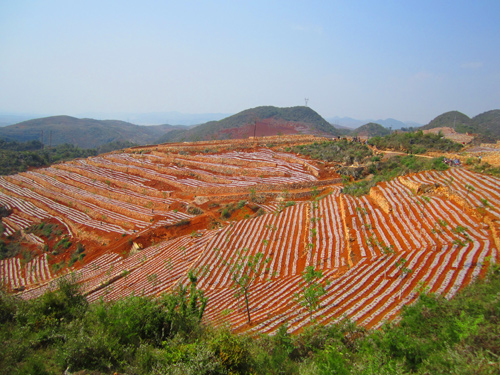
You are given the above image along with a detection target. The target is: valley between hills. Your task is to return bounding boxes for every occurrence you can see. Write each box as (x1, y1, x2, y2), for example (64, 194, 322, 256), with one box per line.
(1, 133, 499, 335)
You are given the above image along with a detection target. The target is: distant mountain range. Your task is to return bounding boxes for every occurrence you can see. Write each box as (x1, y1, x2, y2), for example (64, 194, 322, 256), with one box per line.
(327, 116, 422, 130)
(0, 116, 184, 149)
(1, 108, 498, 149)
(73, 111, 232, 126)
(0, 112, 230, 127)
(0, 114, 46, 127)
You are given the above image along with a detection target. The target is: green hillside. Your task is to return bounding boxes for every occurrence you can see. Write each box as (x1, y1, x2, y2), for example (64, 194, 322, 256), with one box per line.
(420, 109, 500, 142)
(473, 109, 500, 141)
(157, 106, 340, 143)
(350, 122, 392, 137)
(0, 116, 183, 149)
(421, 111, 473, 133)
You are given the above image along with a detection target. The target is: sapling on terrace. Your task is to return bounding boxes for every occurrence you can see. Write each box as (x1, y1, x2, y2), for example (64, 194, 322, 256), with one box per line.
(465, 184, 475, 203)
(416, 195, 430, 230)
(394, 258, 412, 300)
(294, 265, 330, 323)
(476, 198, 493, 222)
(366, 233, 395, 279)
(220, 248, 272, 324)
(452, 225, 473, 247)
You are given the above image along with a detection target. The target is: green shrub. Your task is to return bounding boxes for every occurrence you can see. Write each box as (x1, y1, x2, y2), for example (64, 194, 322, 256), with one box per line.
(221, 208, 231, 219)
(187, 205, 204, 215)
(0, 289, 17, 324)
(210, 329, 252, 373)
(175, 219, 191, 226)
(53, 237, 72, 254)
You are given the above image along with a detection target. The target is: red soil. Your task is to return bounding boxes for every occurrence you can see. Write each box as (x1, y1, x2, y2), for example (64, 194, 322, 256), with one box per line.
(1, 135, 498, 335)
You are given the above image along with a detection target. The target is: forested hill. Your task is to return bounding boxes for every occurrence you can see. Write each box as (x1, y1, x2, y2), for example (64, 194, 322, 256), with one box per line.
(157, 106, 340, 143)
(0, 115, 184, 149)
(420, 109, 500, 142)
(350, 122, 392, 137)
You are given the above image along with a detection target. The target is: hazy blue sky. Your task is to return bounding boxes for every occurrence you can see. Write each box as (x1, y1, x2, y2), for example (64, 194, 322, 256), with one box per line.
(1, 0, 499, 123)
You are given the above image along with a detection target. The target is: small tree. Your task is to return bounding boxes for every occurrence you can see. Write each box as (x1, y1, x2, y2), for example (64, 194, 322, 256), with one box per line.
(221, 248, 271, 324)
(476, 198, 493, 222)
(395, 258, 412, 300)
(367, 235, 395, 279)
(416, 195, 430, 229)
(294, 266, 330, 322)
(186, 269, 208, 322)
(465, 184, 475, 203)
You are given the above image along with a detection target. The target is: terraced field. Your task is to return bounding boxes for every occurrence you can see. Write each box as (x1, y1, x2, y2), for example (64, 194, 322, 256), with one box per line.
(1, 135, 498, 333)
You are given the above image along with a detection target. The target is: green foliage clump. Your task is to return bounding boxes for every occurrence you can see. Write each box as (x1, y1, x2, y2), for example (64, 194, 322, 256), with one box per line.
(27, 221, 62, 239)
(67, 243, 86, 267)
(53, 237, 72, 255)
(187, 205, 204, 215)
(369, 130, 463, 154)
(0, 205, 12, 219)
(293, 139, 373, 164)
(175, 219, 191, 226)
(0, 233, 25, 260)
(342, 155, 449, 196)
(220, 201, 246, 219)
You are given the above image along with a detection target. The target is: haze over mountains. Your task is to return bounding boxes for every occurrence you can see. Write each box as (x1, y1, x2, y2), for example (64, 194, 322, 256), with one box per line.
(327, 116, 422, 130)
(0, 107, 499, 149)
(0, 116, 183, 149)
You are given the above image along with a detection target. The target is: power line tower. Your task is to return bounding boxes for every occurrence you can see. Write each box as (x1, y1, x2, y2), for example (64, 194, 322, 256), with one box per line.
(304, 98, 309, 107)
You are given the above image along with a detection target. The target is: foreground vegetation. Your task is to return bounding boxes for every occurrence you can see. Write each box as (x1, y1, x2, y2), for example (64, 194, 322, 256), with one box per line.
(1, 263, 499, 374)
(0, 139, 136, 175)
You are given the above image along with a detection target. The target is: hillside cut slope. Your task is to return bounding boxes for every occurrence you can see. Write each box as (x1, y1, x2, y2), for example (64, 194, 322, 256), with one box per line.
(158, 106, 340, 143)
(0, 115, 183, 149)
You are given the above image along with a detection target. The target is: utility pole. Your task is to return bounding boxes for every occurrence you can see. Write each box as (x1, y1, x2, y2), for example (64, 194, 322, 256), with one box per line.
(305, 98, 309, 107)
(40, 130, 44, 149)
(49, 130, 52, 148)
(253, 115, 258, 138)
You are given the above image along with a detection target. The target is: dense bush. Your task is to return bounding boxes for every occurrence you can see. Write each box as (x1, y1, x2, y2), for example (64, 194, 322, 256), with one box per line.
(368, 130, 463, 154)
(292, 139, 373, 164)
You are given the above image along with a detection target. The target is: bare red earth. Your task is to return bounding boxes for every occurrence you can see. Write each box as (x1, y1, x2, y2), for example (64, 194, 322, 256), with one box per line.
(0, 135, 498, 334)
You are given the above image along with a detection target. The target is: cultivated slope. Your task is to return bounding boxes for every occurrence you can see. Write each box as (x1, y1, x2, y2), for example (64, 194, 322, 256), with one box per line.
(0, 136, 498, 334)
